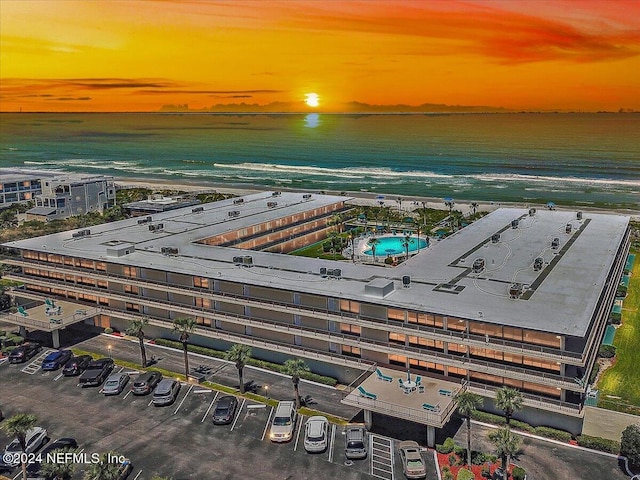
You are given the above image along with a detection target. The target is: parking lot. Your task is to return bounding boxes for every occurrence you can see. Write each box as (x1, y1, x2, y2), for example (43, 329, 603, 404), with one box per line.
(0, 353, 422, 480)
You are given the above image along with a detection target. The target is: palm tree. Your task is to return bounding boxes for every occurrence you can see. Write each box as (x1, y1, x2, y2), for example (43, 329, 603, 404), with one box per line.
(125, 316, 149, 368)
(455, 391, 483, 467)
(284, 358, 310, 409)
(40, 447, 78, 480)
(495, 387, 524, 427)
(471, 202, 479, 217)
(368, 237, 380, 263)
(83, 452, 123, 480)
(172, 316, 197, 380)
(1, 413, 37, 480)
(488, 427, 522, 479)
(327, 230, 340, 259)
(402, 234, 412, 259)
(225, 344, 252, 393)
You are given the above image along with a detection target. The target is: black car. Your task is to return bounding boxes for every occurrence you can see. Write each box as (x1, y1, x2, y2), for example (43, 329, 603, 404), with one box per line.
(42, 350, 73, 371)
(212, 395, 239, 425)
(78, 358, 114, 387)
(26, 437, 78, 477)
(131, 371, 163, 395)
(62, 355, 93, 376)
(8, 343, 42, 364)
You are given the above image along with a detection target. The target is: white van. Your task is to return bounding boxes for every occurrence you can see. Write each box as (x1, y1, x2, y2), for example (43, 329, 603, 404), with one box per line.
(269, 401, 297, 442)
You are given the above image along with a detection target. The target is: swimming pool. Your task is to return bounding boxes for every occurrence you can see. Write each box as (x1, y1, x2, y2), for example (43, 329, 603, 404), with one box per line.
(363, 235, 427, 256)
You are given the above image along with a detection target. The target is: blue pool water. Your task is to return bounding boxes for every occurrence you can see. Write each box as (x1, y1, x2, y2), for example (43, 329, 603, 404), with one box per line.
(364, 235, 427, 256)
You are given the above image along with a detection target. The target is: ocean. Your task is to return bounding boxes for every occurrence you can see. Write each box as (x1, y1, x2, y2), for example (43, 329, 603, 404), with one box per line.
(1, 112, 638, 209)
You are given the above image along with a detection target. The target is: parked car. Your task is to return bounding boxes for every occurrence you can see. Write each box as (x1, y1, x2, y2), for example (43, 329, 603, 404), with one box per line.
(8, 343, 41, 364)
(398, 440, 427, 479)
(303, 415, 329, 453)
(152, 379, 181, 406)
(26, 437, 77, 476)
(344, 424, 368, 459)
(1, 426, 48, 467)
(41, 350, 73, 371)
(102, 372, 130, 395)
(62, 355, 92, 376)
(131, 371, 162, 395)
(78, 358, 114, 387)
(269, 401, 297, 442)
(212, 395, 239, 425)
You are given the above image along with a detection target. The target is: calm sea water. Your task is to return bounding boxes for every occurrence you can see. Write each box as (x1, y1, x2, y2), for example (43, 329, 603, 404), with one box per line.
(1, 112, 638, 209)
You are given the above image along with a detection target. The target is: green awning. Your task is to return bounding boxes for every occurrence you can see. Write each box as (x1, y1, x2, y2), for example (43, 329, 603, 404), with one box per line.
(612, 305, 622, 314)
(620, 275, 630, 288)
(625, 254, 635, 273)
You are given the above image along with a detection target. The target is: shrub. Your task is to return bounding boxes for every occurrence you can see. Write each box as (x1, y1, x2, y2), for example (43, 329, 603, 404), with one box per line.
(620, 424, 640, 467)
(512, 466, 526, 480)
(511, 419, 535, 433)
(453, 445, 466, 458)
(448, 454, 457, 466)
(576, 434, 620, 454)
(610, 316, 622, 325)
(470, 410, 507, 426)
(436, 437, 455, 454)
(104, 327, 113, 334)
(533, 426, 572, 442)
(471, 451, 486, 465)
(589, 363, 600, 384)
(599, 344, 617, 358)
(456, 468, 475, 480)
(481, 464, 491, 478)
(442, 466, 454, 480)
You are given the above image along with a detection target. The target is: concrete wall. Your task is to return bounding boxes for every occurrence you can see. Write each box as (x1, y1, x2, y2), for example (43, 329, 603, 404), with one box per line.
(582, 406, 640, 442)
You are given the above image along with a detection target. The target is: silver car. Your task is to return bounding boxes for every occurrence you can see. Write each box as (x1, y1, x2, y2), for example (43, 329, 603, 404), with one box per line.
(269, 401, 297, 442)
(398, 440, 427, 479)
(1, 427, 48, 467)
(152, 378, 181, 406)
(345, 425, 367, 459)
(303, 415, 329, 453)
(102, 372, 130, 396)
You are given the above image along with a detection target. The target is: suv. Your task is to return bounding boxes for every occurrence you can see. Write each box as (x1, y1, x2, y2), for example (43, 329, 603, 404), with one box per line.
(269, 401, 297, 442)
(42, 350, 73, 371)
(8, 343, 41, 364)
(345, 424, 367, 459)
(131, 371, 162, 395)
(152, 379, 181, 406)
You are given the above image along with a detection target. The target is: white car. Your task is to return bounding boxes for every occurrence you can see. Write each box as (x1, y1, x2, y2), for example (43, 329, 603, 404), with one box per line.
(398, 440, 426, 479)
(2, 427, 48, 467)
(269, 401, 297, 442)
(303, 416, 329, 453)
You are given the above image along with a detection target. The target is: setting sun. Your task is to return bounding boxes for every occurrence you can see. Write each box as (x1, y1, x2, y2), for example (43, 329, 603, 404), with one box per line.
(305, 93, 319, 108)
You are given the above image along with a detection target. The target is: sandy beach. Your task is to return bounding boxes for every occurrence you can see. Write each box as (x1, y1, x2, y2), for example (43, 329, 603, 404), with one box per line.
(116, 177, 640, 220)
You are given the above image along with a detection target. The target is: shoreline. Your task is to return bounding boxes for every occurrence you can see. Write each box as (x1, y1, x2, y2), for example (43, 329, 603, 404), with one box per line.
(115, 176, 640, 220)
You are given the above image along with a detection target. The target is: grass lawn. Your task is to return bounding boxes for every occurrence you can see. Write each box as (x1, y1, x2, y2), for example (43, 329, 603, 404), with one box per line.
(289, 240, 347, 260)
(597, 248, 640, 411)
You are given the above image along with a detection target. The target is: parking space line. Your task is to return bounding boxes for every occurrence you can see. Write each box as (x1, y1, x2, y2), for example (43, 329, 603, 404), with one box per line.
(293, 415, 304, 452)
(173, 384, 193, 415)
(229, 398, 245, 431)
(116, 366, 124, 373)
(132, 469, 143, 480)
(327, 423, 336, 463)
(21, 349, 52, 374)
(54, 372, 64, 381)
(123, 390, 132, 400)
(201, 391, 220, 423)
(261, 406, 274, 441)
(370, 434, 394, 480)
(12, 471, 21, 480)
(0, 358, 7, 366)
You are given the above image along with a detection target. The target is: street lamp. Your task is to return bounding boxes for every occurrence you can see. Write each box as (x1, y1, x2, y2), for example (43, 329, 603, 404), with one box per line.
(265, 385, 269, 399)
(108, 345, 112, 359)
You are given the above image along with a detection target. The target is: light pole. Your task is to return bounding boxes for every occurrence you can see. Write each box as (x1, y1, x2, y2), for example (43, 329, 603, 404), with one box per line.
(108, 345, 112, 359)
(265, 385, 269, 399)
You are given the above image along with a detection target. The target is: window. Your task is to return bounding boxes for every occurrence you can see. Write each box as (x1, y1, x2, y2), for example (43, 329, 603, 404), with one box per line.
(389, 333, 406, 345)
(388, 308, 405, 322)
(195, 297, 211, 309)
(447, 318, 467, 332)
(340, 299, 359, 314)
(389, 354, 407, 367)
(194, 277, 209, 289)
(124, 285, 139, 295)
(125, 303, 140, 312)
(123, 266, 137, 278)
(408, 336, 444, 351)
(408, 312, 444, 328)
(409, 358, 444, 373)
(196, 316, 211, 327)
(342, 345, 361, 358)
(340, 323, 361, 336)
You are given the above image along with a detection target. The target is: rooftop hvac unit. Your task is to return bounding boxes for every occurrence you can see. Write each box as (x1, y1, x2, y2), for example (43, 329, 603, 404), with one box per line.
(326, 269, 335, 277)
(566, 224, 572, 234)
(137, 216, 152, 224)
(233, 198, 244, 205)
(192, 206, 204, 213)
(491, 233, 500, 243)
(161, 247, 179, 255)
(319, 267, 327, 276)
(267, 202, 277, 208)
(302, 194, 312, 199)
(228, 210, 240, 217)
(509, 283, 524, 299)
(333, 268, 341, 278)
(272, 191, 281, 197)
(402, 275, 411, 288)
(577, 211, 583, 220)
(551, 237, 560, 249)
(511, 219, 519, 229)
(472, 258, 485, 273)
(242, 255, 253, 266)
(529, 208, 536, 216)
(533, 257, 544, 271)
(233, 256, 243, 265)
(72, 231, 82, 238)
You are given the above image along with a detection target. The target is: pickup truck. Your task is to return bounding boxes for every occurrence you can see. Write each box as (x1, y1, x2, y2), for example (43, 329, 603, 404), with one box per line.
(78, 358, 114, 387)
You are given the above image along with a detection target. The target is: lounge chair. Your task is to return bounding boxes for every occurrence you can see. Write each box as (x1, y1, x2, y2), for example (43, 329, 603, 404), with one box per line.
(17, 306, 29, 317)
(357, 386, 377, 400)
(414, 375, 422, 385)
(438, 389, 453, 397)
(422, 403, 441, 412)
(45, 298, 55, 307)
(375, 368, 393, 382)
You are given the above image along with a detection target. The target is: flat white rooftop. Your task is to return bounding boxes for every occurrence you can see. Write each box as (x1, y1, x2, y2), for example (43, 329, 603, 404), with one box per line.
(4, 192, 629, 338)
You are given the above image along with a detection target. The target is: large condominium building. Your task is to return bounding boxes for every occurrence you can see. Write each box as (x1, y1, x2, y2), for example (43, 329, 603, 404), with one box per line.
(1, 192, 630, 434)
(0, 171, 46, 207)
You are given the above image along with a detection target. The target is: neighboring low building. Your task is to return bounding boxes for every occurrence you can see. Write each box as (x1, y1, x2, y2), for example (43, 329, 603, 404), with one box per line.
(25, 175, 116, 221)
(0, 171, 46, 208)
(1, 192, 630, 435)
(122, 195, 200, 217)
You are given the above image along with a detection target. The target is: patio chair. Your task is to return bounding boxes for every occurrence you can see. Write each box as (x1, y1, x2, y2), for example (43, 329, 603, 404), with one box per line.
(17, 306, 29, 317)
(46, 305, 62, 316)
(375, 368, 393, 382)
(418, 385, 425, 393)
(414, 375, 422, 385)
(357, 386, 377, 400)
(45, 298, 55, 307)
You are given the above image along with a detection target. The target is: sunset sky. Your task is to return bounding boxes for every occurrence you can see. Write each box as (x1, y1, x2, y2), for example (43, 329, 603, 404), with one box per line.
(1, 0, 639, 112)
